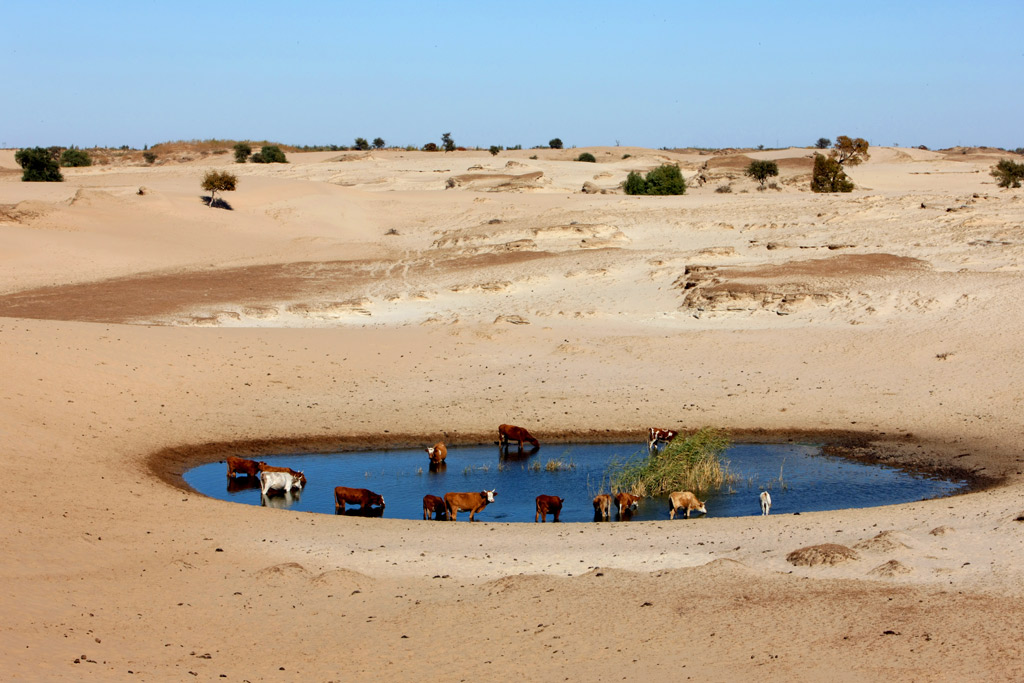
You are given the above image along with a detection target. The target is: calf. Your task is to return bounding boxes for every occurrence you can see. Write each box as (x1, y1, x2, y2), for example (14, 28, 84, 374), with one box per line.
(592, 494, 612, 520)
(647, 427, 678, 454)
(226, 456, 264, 478)
(426, 442, 447, 464)
(259, 462, 307, 487)
(444, 490, 496, 522)
(423, 494, 447, 520)
(535, 495, 564, 523)
(668, 491, 707, 519)
(260, 470, 303, 496)
(614, 492, 642, 517)
(498, 424, 540, 451)
(760, 490, 772, 515)
(334, 486, 386, 514)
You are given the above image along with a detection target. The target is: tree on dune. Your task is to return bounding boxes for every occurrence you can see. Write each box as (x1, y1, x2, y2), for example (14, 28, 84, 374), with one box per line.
(441, 132, 456, 153)
(831, 136, 870, 166)
(745, 159, 779, 189)
(201, 170, 238, 209)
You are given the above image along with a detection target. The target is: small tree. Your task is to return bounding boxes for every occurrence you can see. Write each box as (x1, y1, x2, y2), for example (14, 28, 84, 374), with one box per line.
(991, 159, 1024, 188)
(15, 147, 63, 182)
(353, 137, 370, 151)
(233, 143, 251, 163)
(441, 132, 456, 152)
(810, 153, 854, 192)
(745, 159, 779, 188)
(201, 170, 237, 208)
(832, 135, 870, 166)
(489, 145, 501, 156)
(251, 145, 287, 163)
(577, 152, 596, 162)
(372, 137, 385, 149)
(815, 137, 831, 149)
(624, 164, 686, 195)
(60, 147, 92, 167)
(549, 138, 563, 149)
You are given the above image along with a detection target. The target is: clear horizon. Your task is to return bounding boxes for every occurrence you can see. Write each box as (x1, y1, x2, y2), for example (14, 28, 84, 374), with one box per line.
(4, 1, 1022, 151)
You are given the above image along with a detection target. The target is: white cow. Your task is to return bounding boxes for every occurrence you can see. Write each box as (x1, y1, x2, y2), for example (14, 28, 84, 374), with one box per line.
(760, 490, 772, 515)
(261, 470, 303, 495)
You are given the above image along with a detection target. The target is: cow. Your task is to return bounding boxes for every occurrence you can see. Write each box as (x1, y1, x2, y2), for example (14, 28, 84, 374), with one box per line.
(760, 490, 772, 515)
(260, 470, 303, 496)
(259, 462, 307, 487)
(498, 424, 540, 452)
(593, 494, 612, 520)
(334, 486, 385, 514)
(535, 495, 564, 523)
(647, 427, 678, 454)
(423, 494, 447, 520)
(668, 491, 707, 519)
(614, 492, 642, 518)
(226, 456, 264, 478)
(426, 442, 447, 464)
(444, 490, 496, 522)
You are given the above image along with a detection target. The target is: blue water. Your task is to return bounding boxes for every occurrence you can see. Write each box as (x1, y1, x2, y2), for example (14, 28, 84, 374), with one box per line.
(184, 442, 967, 522)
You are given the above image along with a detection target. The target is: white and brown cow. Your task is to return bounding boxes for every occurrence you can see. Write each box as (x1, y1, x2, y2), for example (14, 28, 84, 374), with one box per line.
(444, 490, 496, 522)
(647, 427, 678, 454)
(260, 470, 304, 496)
(668, 491, 707, 519)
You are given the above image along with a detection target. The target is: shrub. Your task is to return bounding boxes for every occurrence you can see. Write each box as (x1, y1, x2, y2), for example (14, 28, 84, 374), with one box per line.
(441, 132, 455, 152)
(625, 164, 686, 195)
(815, 137, 831, 149)
(489, 145, 501, 156)
(423, 142, 438, 152)
(143, 151, 157, 164)
(15, 147, 63, 182)
(607, 428, 732, 496)
(60, 147, 91, 167)
(811, 153, 854, 192)
(715, 184, 733, 193)
(549, 138, 563, 149)
(200, 170, 237, 208)
(372, 137, 385, 149)
(745, 159, 779, 188)
(233, 143, 251, 163)
(353, 137, 370, 151)
(991, 159, 1024, 188)
(251, 145, 287, 163)
(576, 152, 596, 163)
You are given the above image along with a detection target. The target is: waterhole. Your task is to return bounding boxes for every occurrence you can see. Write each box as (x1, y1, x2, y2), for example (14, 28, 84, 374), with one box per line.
(183, 442, 967, 522)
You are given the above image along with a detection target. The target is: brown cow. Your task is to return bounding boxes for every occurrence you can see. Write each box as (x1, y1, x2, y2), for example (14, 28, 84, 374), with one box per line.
(426, 442, 447, 464)
(226, 456, 264, 478)
(444, 490, 496, 522)
(647, 427, 678, 454)
(334, 486, 385, 514)
(498, 424, 540, 451)
(593, 494, 612, 520)
(423, 494, 447, 520)
(614, 492, 642, 517)
(535, 495, 564, 523)
(259, 463, 307, 487)
(668, 491, 707, 519)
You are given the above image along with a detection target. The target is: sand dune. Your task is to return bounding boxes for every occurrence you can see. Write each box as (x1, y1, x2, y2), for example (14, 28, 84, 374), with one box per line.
(3, 144, 1024, 679)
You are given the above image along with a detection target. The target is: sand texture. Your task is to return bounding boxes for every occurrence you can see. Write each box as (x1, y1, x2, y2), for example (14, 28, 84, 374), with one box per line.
(3, 144, 1024, 680)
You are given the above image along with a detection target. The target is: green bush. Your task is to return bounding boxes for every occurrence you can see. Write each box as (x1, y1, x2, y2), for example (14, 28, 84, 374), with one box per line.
(15, 147, 63, 182)
(815, 137, 831, 149)
(441, 132, 455, 152)
(811, 153, 854, 192)
(422, 142, 438, 152)
(233, 143, 251, 163)
(252, 145, 287, 163)
(60, 148, 92, 167)
(607, 428, 732, 496)
(354, 137, 370, 151)
(991, 159, 1024, 188)
(576, 152, 596, 163)
(624, 164, 686, 195)
(549, 138, 563, 149)
(745, 159, 779, 188)
(372, 137, 385, 149)
(143, 151, 157, 164)
(489, 145, 501, 156)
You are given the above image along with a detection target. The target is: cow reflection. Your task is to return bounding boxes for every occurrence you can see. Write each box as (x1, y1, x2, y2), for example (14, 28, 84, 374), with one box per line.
(227, 477, 262, 493)
(260, 489, 301, 509)
(428, 461, 447, 474)
(337, 505, 385, 518)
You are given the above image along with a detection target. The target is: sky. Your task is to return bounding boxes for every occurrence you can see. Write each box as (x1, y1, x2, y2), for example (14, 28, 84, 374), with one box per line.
(4, 0, 1022, 151)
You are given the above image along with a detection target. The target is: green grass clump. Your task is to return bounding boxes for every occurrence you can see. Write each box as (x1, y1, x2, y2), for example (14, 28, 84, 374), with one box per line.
(608, 427, 732, 496)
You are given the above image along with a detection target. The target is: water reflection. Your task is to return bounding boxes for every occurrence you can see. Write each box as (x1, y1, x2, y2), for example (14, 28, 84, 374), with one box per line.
(428, 461, 447, 474)
(336, 505, 385, 518)
(227, 477, 262, 493)
(261, 489, 301, 509)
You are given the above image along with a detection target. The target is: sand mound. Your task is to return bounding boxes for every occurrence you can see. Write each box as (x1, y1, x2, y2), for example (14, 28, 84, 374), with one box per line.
(869, 560, 914, 577)
(254, 562, 313, 584)
(311, 568, 371, 592)
(786, 544, 860, 567)
(854, 530, 913, 553)
(929, 526, 956, 536)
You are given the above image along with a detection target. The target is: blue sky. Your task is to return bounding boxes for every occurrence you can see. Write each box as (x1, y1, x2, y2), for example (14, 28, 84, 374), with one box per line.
(4, 1, 1022, 150)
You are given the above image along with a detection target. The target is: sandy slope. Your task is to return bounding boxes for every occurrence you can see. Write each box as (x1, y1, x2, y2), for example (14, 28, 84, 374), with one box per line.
(3, 145, 1024, 680)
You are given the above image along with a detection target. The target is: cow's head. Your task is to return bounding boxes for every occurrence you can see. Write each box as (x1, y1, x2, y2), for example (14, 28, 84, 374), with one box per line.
(292, 473, 304, 490)
(695, 501, 707, 514)
(375, 494, 386, 507)
(483, 489, 496, 503)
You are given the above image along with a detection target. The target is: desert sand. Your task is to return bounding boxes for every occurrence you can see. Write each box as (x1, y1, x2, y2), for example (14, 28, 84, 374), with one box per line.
(3, 143, 1024, 680)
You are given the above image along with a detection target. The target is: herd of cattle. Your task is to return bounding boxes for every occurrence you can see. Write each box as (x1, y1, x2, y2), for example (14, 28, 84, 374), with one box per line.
(223, 425, 772, 521)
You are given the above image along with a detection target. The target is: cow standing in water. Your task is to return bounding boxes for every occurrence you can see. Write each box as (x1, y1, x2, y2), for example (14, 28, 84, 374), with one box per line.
(760, 490, 772, 515)
(647, 427, 678, 454)
(426, 442, 447, 464)
(498, 424, 539, 453)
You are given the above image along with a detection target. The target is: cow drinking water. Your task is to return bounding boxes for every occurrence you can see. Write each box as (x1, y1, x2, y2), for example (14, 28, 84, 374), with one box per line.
(668, 491, 707, 519)
(498, 424, 539, 452)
